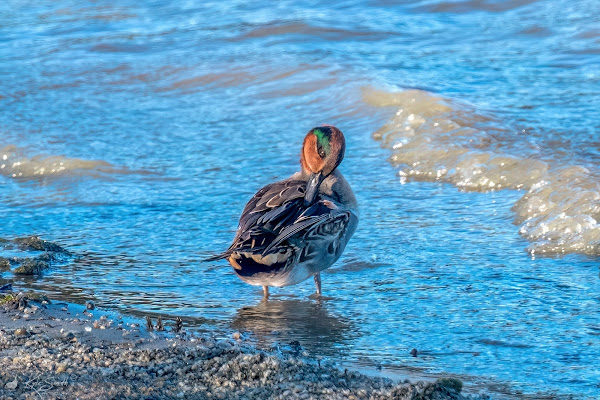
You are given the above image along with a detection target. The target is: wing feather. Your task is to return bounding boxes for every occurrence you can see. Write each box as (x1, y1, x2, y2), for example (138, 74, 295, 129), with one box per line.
(206, 178, 349, 263)
(262, 201, 350, 255)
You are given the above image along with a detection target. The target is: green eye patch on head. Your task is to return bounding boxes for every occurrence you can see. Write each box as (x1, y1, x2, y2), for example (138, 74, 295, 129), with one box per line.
(313, 128, 331, 158)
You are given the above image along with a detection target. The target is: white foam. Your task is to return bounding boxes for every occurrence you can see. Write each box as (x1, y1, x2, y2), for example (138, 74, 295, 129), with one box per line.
(364, 88, 600, 256)
(0, 145, 116, 179)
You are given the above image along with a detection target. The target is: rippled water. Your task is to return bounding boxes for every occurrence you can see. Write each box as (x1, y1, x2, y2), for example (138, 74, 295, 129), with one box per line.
(1, 1, 599, 398)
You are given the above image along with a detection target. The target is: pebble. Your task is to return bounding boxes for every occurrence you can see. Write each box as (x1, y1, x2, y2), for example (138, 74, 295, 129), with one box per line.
(14, 328, 28, 336)
(5, 379, 18, 390)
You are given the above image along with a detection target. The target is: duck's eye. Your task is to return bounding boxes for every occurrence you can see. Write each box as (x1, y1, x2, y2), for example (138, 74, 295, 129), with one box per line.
(318, 146, 327, 158)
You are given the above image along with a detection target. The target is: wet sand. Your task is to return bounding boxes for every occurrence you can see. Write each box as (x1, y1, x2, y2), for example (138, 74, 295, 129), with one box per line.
(0, 291, 482, 400)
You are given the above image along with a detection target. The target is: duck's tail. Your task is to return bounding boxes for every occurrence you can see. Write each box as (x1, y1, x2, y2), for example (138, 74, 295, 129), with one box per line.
(202, 251, 231, 262)
(228, 251, 290, 277)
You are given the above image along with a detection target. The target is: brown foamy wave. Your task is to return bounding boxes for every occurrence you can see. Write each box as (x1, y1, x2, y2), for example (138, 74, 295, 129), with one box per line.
(364, 88, 600, 256)
(0, 145, 123, 180)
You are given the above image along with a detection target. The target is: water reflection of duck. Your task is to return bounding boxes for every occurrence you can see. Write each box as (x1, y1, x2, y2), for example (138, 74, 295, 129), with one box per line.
(231, 299, 354, 356)
(208, 126, 359, 298)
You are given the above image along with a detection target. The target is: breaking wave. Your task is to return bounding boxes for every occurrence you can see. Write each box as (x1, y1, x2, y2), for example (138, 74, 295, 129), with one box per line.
(0, 145, 120, 180)
(364, 88, 600, 256)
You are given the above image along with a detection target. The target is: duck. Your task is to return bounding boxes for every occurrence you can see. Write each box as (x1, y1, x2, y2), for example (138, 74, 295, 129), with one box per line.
(207, 125, 359, 298)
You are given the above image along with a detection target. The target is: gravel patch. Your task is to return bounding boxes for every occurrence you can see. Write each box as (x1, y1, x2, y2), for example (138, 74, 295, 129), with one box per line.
(0, 292, 486, 400)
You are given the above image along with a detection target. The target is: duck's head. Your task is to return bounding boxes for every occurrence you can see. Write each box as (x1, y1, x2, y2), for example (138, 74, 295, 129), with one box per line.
(301, 125, 346, 205)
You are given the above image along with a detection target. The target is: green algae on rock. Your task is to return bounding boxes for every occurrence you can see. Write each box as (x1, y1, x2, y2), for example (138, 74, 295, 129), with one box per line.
(0, 236, 72, 275)
(12, 236, 69, 254)
(13, 258, 50, 275)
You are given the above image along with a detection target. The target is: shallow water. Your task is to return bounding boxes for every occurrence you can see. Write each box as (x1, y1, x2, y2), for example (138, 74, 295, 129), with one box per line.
(1, 0, 600, 398)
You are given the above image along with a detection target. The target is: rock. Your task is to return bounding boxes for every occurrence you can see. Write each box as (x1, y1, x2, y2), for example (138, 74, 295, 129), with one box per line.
(55, 363, 67, 373)
(13, 236, 68, 253)
(24, 306, 38, 314)
(23, 291, 50, 303)
(410, 348, 418, 357)
(3, 238, 72, 277)
(5, 378, 18, 390)
(86, 300, 95, 310)
(0, 294, 14, 307)
(0, 283, 12, 292)
(17, 294, 27, 310)
(0, 258, 11, 271)
(146, 316, 154, 331)
(289, 340, 302, 356)
(174, 317, 183, 333)
(14, 328, 28, 336)
(435, 377, 463, 393)
(13, 258, 49, 275)
(232, 331, 242, 340)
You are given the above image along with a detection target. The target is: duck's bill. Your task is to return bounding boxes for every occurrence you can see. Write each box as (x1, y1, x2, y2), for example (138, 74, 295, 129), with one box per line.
(304, 171, 324, 205)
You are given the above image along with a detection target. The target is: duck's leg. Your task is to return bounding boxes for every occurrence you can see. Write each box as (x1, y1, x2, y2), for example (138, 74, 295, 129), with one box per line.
(262, 285, 269, 299)
(314, 273, 322, 296)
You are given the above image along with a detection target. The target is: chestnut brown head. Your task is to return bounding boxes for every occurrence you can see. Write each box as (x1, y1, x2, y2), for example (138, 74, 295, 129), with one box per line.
(301, 126, 346, 176)
(301, 126, 346, 204)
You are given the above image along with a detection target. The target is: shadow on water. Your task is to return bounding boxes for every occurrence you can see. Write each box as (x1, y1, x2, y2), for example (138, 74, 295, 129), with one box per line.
(231, 298, 355, 358)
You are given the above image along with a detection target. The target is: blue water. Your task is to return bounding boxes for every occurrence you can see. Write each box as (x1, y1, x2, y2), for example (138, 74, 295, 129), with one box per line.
(1, 1, 599, 398)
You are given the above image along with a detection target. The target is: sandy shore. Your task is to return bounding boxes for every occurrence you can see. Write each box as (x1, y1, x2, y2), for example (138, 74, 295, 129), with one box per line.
(0, 291, 484, 400)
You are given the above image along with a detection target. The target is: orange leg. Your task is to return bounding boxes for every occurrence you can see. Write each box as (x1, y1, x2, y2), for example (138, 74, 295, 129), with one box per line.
(314, 273, 321, 295)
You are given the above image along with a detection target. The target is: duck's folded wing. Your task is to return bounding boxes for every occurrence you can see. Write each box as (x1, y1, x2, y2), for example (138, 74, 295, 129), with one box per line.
(261, 200, 351, 256)
(205, 179, 307, 260)
(239, 179, 308, 233)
